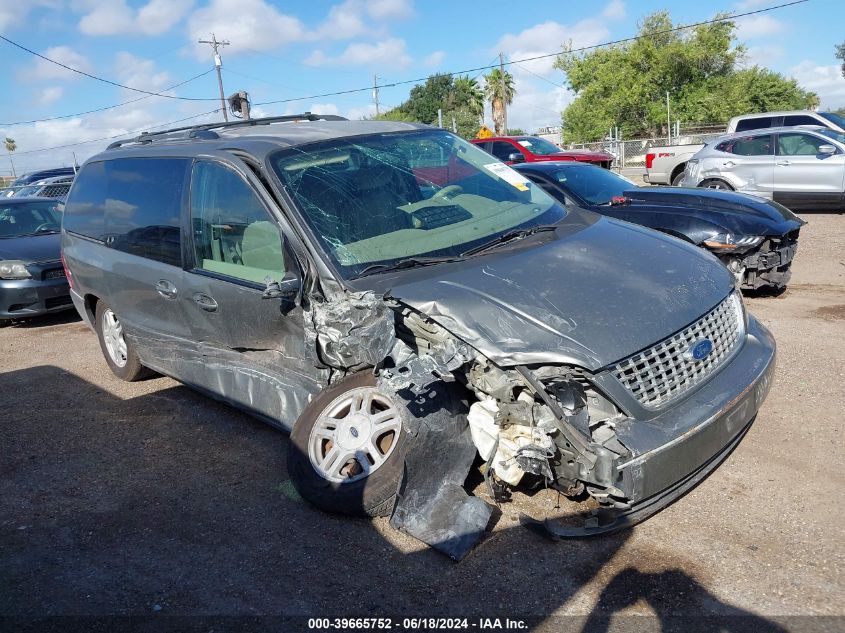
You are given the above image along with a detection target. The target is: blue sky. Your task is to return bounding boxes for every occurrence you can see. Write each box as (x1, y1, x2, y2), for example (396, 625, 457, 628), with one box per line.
(1, 0, 843, 175)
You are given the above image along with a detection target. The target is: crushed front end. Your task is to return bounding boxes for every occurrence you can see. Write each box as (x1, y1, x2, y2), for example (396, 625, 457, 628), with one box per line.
(710, 229, 801, 291)
(461, 291, 777, 536)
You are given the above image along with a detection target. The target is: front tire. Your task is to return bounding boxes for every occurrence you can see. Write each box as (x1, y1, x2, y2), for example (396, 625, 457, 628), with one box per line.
(94, 301, 148, 381)
(700, 178, 734, 191)
(288, 372, 408, 518)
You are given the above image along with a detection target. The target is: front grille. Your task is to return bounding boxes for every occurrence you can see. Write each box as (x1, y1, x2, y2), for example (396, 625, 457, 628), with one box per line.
(612, 293, 744, 409)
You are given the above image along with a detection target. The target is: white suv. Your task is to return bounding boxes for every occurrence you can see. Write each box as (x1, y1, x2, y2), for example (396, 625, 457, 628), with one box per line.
(682, 125, 845, 210)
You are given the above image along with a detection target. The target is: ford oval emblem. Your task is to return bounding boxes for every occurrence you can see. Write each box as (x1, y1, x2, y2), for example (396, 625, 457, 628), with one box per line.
(687, 339, 713, 361)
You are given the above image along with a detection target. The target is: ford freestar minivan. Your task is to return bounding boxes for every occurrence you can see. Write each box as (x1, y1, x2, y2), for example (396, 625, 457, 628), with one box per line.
(62, 115, 776, 556)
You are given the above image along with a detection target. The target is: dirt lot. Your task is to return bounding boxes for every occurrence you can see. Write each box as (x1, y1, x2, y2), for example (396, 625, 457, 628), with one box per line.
(1, 214, 843, 631)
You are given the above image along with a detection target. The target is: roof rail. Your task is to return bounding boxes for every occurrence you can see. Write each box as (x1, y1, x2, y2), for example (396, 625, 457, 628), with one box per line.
(106, 112, 348, 150)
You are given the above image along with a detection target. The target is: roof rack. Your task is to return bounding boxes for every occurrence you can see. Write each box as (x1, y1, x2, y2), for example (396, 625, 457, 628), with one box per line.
(105, 113, 348, 150)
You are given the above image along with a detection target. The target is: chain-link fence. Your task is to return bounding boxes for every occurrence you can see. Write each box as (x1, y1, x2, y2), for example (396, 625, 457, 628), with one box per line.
(562, 131, 726, 170)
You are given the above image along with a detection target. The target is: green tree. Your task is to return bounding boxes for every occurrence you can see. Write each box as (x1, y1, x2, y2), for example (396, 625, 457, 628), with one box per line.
(483, 68, 516, 135)
(837, 41, 845, 78)
(555, 11, 818, 142)
(451, 75, 484, 121)
(506, 128, 527, 135)
(399, 73, 455, 124)
(4, 137, 16, 179)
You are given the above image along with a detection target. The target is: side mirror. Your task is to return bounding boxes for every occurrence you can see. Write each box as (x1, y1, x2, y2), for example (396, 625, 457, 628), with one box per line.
(818, 144, 837, 155)
(507, 152, 526, 163)
(262, 271, 301, 301)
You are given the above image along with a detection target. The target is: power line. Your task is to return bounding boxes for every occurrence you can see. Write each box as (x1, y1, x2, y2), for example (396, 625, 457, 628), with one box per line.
(0, 69, 216, 127)
(10, 108, 221, 156)
(252, 0, 809, 108)
(0, 34, 220, 101)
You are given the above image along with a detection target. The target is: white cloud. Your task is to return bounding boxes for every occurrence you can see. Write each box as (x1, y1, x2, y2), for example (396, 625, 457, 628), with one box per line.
(77, 0, 193, 36)
(743, 45, 785, 68)
(366, 0, 414, 20)
(305, 38, 412, 69)
(113, 52, 172, 97)
(790, 61, 845, 109)
(734, 15, 785, 40)
(307, 103, 340, 116)
(601, 0, 625, 20)
(311, 0, 414, 40)
(37, 86, 63, 106)
(0, 0, 58, 34)
(25, 46, 93, 81)
(494, 18, 611, 76)
(423, 51, 446, 68)
(505, 79, 571, 134)
(186, 0, 308, 59)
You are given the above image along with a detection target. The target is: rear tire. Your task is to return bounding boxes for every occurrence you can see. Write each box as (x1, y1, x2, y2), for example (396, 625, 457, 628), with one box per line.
(699, 178, 734, 191)
(94, 301, 149, 381)
(671, 170, 685, 186)
(288, 371, 410, 518)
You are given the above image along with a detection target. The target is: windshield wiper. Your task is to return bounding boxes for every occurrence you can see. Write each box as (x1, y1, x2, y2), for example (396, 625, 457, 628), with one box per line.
(460, 224, 558, 257)
(351, 255, 464, 279)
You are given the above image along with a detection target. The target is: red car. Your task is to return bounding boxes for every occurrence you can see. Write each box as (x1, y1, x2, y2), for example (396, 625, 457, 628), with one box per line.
(471, 136, 614, 169)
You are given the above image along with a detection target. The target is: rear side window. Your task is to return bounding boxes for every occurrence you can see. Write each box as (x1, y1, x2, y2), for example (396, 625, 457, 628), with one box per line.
(64, 158, 189, 266)
(490, 141, 519, 161)
(783, 115, 819, 126)
(717, 135, 774, 156)
(735, 117, 773, 132)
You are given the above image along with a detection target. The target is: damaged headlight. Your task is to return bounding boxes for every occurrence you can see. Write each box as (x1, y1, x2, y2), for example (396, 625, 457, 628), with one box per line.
(0, 260, 31, 280)
(703, 233, 764, 253)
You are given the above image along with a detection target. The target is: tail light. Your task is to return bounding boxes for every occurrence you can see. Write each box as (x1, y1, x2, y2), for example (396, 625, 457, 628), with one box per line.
(60, 252, 74, 290)
(645, 153, 655, 169)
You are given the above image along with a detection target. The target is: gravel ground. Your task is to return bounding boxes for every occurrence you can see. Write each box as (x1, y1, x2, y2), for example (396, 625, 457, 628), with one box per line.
(1, 213, 843, 631)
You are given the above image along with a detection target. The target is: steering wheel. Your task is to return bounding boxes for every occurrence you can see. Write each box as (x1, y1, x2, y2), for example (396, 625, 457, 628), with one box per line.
(433, 185, 463, 199)
(34, 222, 59, 233)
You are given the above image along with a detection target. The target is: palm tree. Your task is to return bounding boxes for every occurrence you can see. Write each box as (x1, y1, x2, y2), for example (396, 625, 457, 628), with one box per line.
(4, 137, 16, 179)
(452, 75, 484, 122)
(483, 69, 515, 135)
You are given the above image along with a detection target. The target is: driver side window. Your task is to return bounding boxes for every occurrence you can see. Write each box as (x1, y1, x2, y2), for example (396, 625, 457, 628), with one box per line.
(190, 161, 286, 285)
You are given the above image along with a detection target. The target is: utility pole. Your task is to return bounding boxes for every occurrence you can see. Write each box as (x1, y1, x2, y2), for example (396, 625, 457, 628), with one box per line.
(372, 75, 380, 117)
(666, 91, 671, 145)
(499, 52, 508, 135)
(199, 33, 230, 122)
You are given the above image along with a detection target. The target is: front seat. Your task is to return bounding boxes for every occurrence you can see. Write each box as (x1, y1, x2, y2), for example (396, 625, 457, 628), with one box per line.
(241, 221, 285, 278)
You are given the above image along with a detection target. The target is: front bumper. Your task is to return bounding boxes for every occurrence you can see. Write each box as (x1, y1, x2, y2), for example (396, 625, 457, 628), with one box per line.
(614, 315, 775, 503)
(738, 233, 800, 290)
(0, 274, 72, 319)
(523, 316, 776, 537)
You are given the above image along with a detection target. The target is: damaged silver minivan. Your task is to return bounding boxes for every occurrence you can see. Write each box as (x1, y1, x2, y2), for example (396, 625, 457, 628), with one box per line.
(62, 115, 776, 559)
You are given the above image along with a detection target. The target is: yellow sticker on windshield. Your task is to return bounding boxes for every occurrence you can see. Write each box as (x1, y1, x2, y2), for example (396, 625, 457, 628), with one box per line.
(483, 162, 530, 191)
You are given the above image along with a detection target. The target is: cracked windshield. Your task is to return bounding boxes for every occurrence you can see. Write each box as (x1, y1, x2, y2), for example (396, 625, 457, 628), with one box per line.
(270, 129, 565, 277)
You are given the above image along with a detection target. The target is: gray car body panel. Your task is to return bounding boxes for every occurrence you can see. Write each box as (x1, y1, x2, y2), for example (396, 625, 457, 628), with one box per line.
(355, 210, 733, 371)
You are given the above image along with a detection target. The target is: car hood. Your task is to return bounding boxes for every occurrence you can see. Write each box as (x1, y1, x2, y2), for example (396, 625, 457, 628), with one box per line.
(0, 232, 61, 263)
(376, 213, 734, 371)
(622, 187, 805, 236)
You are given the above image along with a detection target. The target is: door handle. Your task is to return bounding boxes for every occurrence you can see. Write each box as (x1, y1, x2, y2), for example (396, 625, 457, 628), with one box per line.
(192, 292, 218, 312)
(154, 279, 177, 299)
(777, 160, 791, 166)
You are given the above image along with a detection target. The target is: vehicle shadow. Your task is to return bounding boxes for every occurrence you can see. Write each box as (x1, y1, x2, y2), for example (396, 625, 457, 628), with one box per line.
(0, 366, 786, 632)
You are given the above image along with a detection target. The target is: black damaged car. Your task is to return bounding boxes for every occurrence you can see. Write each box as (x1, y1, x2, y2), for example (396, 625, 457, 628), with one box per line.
(515, 161, 805, 290)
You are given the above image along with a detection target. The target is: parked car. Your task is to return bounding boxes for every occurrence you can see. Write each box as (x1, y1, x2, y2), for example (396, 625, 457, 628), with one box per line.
(12, 175, 75, 200)
(645, 110, 845, 186)
(0, 198, 72, 323)
(682, 125, 845, 211)
(471, 135, 614, 168)
(62, 115, 775, 558)
(514, 161, 804, 290)
(2, 167, 77, 199)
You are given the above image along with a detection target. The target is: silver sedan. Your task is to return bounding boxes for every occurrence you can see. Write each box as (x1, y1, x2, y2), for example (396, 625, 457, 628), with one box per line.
(682, 125, 845, 211)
